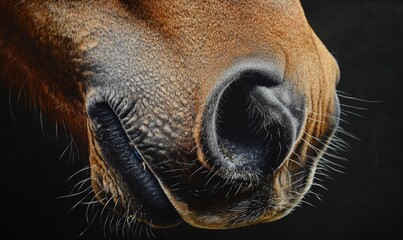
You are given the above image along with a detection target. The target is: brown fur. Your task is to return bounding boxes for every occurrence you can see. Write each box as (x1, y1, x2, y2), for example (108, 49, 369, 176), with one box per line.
(0, 0, 340, 229)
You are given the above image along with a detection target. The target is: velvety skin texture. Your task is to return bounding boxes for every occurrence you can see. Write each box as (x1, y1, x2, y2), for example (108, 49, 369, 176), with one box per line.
(0, 0, 340, 229)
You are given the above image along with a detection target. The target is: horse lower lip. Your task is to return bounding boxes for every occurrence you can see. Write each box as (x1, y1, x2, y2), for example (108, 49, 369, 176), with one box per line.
(87, 102, 181, 226)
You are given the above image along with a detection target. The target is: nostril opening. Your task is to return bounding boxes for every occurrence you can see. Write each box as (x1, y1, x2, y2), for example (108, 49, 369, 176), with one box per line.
(215, 72, 291, 174)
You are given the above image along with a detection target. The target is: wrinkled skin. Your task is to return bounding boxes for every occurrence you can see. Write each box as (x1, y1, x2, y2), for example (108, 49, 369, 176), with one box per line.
(0, 0, 340, 229)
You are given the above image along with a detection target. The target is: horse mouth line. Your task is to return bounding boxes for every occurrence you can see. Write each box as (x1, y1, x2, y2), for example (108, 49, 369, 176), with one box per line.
(87, 102, 181, 227)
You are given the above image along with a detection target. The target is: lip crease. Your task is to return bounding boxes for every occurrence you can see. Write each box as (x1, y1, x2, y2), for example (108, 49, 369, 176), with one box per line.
(87, 101, 181, 227)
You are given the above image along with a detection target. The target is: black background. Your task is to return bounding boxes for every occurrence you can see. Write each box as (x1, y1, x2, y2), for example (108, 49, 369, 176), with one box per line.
(1, 0, 402, 239)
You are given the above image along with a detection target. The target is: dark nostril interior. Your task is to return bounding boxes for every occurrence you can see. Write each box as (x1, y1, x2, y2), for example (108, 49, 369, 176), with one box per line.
(214, 72, 291, 174)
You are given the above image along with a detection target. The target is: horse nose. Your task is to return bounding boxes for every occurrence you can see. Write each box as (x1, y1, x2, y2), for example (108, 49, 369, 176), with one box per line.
(200, 61, 306, 177)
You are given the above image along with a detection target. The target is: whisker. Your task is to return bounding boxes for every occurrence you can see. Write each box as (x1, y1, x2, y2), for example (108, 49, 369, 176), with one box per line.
(339, 103, 367, 111)
(342, 109, 367, 119)
(67, 165, 91, 182)
(336, 91, 386, 103)
(336, 127, 361, 141)
(57, 184, 92, 199)
(71, 177, 92, 192)
(77, 209, 99, 240)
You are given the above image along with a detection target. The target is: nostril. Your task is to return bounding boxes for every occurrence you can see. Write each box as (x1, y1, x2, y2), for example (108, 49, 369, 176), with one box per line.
(199, 60, 308, 182)
(215, 72, 291, 174)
